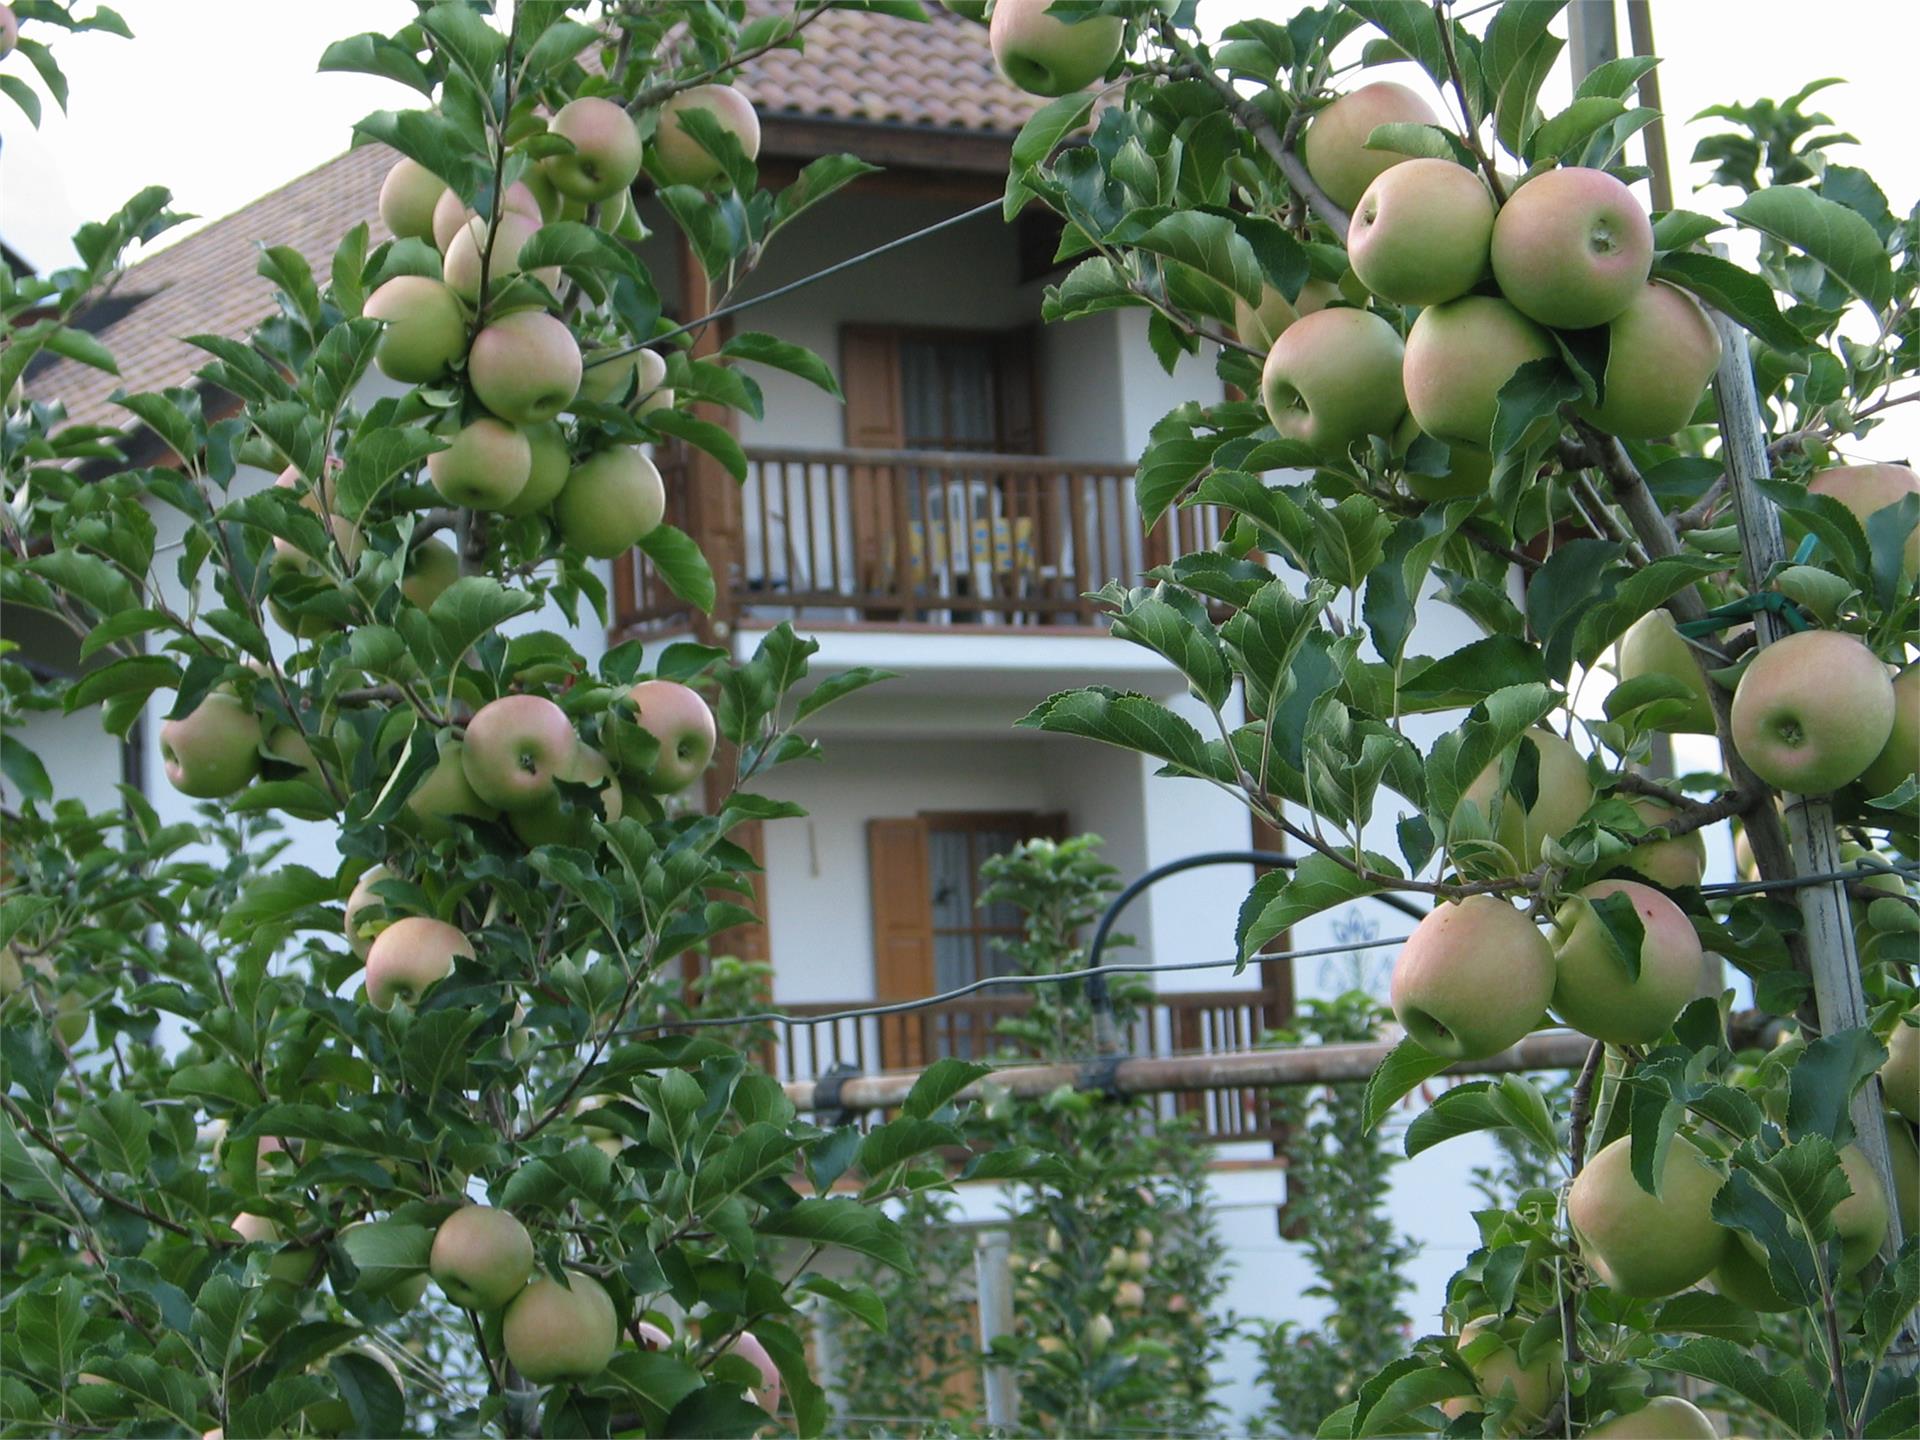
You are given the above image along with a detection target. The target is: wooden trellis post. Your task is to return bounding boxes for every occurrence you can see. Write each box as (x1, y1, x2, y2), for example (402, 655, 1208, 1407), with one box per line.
(1707, 306, 1910, 1277)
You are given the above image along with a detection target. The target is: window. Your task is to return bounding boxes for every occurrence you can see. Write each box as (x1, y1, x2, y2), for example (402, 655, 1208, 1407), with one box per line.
(867, 811, 1065, 1066)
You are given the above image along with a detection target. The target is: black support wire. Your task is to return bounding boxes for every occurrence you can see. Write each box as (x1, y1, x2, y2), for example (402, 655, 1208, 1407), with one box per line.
(1083, 850, 1430, 1052)
(587, 197, 1005, 370)
(611, 859, 1916, 1044)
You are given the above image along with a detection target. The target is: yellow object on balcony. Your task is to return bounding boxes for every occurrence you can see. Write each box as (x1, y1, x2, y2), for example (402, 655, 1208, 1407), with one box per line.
(906, 515, 1037, 586)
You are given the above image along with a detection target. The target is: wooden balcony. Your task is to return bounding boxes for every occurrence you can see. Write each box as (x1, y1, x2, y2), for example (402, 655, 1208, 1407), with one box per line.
(612, 446, 1225, 637)
(768, 987, 1288, 1147)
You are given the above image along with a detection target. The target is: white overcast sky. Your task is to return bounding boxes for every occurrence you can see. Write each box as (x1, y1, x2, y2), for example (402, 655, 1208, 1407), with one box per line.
(2, 0, 1914, 455)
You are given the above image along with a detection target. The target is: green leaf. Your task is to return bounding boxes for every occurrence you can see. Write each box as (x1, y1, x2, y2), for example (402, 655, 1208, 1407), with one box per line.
(63, 655, 182, 714)
(1490, 357, 1581, 457)
(1574, 54, 1660, 102)
(1729, 185, 1895, 314)
(793, 667, 896, 723)
(719, 332, 843, 400)
(1345, 2, 1450, 94)
(1482, 1, 1567, 103)
(43, 325, 119, 374)
(1364, 122, 1474, 165)
(219, 864, 339, 939)
(1493, 30, 1564, 159)
(419, 1, 505, 86)
(76, 1093, 153, 1179)
(756, 1198, 910, 1272)
(429, 576, 539, 664)
(646, 409, 748, 483)
(1363, 1037, 1452, 1133)
(1646, 1338, 1825, 1436)
(900, 1058, 991, 1119)
(0, 735, 52, 804)
(328, 1350, 405, 1438)
(772, 154, 882, 233)
(1653, 251, 1806, 353)
(1238, 852, 1394, 960)
(352, 109, 490, 200)
(319, 33, 435, 94)
(1651, 1290, 1761, 1344)
(1113, 210, 1265, 305)
(1527, 97, 1627, 164)
(1651, 209, 1726, 252)
(1016, 687, 1217, 779)
(634, 524, 716, 612)
(1006, 91, 1097, 217)
(1786, 1027, 1884, 1144)
(258, 245, 322, 330)
(516, 220, 643, 280)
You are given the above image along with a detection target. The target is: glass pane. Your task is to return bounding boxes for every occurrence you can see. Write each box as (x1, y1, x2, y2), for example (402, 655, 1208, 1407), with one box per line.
(928, 829, 971, 928)
(977, 828, 1024, 928)
(900, 338, 998, 452)
(933, 933, 973, 992)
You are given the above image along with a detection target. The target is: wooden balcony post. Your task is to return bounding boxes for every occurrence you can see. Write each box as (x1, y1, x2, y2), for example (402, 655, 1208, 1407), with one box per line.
(677, 233, 742, 644)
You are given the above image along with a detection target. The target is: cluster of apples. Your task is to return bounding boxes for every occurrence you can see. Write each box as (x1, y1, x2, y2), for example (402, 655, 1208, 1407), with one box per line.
(1245, 81, 1722, 482)
(336, 679, 716, 1009)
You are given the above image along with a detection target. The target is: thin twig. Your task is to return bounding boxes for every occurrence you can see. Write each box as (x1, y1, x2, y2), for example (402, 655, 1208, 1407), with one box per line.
(0, 1093, 197, 1239)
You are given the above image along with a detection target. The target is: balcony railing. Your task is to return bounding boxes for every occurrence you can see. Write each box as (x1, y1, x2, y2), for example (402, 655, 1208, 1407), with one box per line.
(768, 987, 1287, 1147)
(612, 446, 1225, 637)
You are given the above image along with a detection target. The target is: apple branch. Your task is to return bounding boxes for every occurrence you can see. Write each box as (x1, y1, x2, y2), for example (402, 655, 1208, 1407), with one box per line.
(622, 3, 833, 115)
(1611, 771, 1757, 837)
(0, 1092, 197, 1239)
(1432, 0, 1508, 206)
(1157, 21, 1351, 244)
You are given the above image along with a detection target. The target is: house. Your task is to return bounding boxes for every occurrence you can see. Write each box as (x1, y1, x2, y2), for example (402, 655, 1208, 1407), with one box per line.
(13, 7, 1510, 1424)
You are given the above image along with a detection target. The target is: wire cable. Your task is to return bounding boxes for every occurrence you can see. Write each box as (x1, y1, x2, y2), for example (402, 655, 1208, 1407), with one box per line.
(586, 198, 1004, 369)
(613, 861, 1916, 1041)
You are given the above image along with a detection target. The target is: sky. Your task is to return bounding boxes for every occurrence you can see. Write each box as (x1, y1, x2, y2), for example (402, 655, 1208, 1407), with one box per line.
(1, 0, 1914, 455)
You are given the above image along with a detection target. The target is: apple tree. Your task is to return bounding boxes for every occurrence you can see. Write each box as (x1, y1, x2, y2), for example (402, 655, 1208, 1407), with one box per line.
(0, 4, 1061, 1437)
(982, 0, 1918, 1435)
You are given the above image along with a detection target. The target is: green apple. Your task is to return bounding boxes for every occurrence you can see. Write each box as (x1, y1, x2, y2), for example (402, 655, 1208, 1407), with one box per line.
(401, 537, 461, 610)
(1807, 463, 1920, 581)
(1835, 1141, 1892, 1271)
(1403, 295, 1556, 451)
(1580, 282, 1722, 439)
(232, 1212, 312, 1286)
(1607, 795, 1708, 891)
(1232, 278, 1337, 351)
(554, 446, 666, 558)
(430, 1205, 534, 1310)
(405, 738, 500, 836)
(1549, 878, 1702, 1045)
(612, 680, 718, 794)
(428, 417, 532, 512)
(1348, 159, 1494, 306)
(1884, 1012, 1918, 1124)
(987, 0, 1124, 98)
(1259, 306, 1407, 454)
(364, 276, 467, 385)
(344, 864, 390, 961)
(499, 420, 572, 517)
(509, 745, 623, 848)
(161, 691, 262, 798)
(1490, 167, 1653, 330)
(1568, 1134, 1727, 1298)
(430, 181, 543, 254)
(442, 213, 553, 301)
(1886, 1115, 1917, 1234)
(364, 916, 471, 1010)
(545, 96, 644, 201)
(725, 1330, 782, 1414)
(1585, 1398, 1717, 1439)
(1616, 608, 1716, 734)
(51, 990, 88, 1047)
(1454, 1315, 1559, 1428)
(1389, 895, 1553, 1060)
(1730, 629, 1896, 794)
(378, 157, 446, 243)
(578, 345, 668, 408)
(264, 725, 325, 787)
(502, 1272, 619, 1384)
(1460, 728, 1594, 871)
(651, 84, 762, 187)
(461, 695, 580, 812)
(1858, 665, 1918, 798)
(1303, 81, 1443, 213)
(469, 311, 582, 426)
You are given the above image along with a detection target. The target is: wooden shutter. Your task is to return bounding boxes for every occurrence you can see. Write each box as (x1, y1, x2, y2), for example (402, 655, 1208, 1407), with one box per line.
(868, 817, 932, 1069)
(842, 327, 904, 597)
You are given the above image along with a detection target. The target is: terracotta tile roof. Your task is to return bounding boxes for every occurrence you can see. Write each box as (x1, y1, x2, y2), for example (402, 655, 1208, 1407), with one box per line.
(741, 5, 1034, 134)
(29, 8, 1035, 431)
